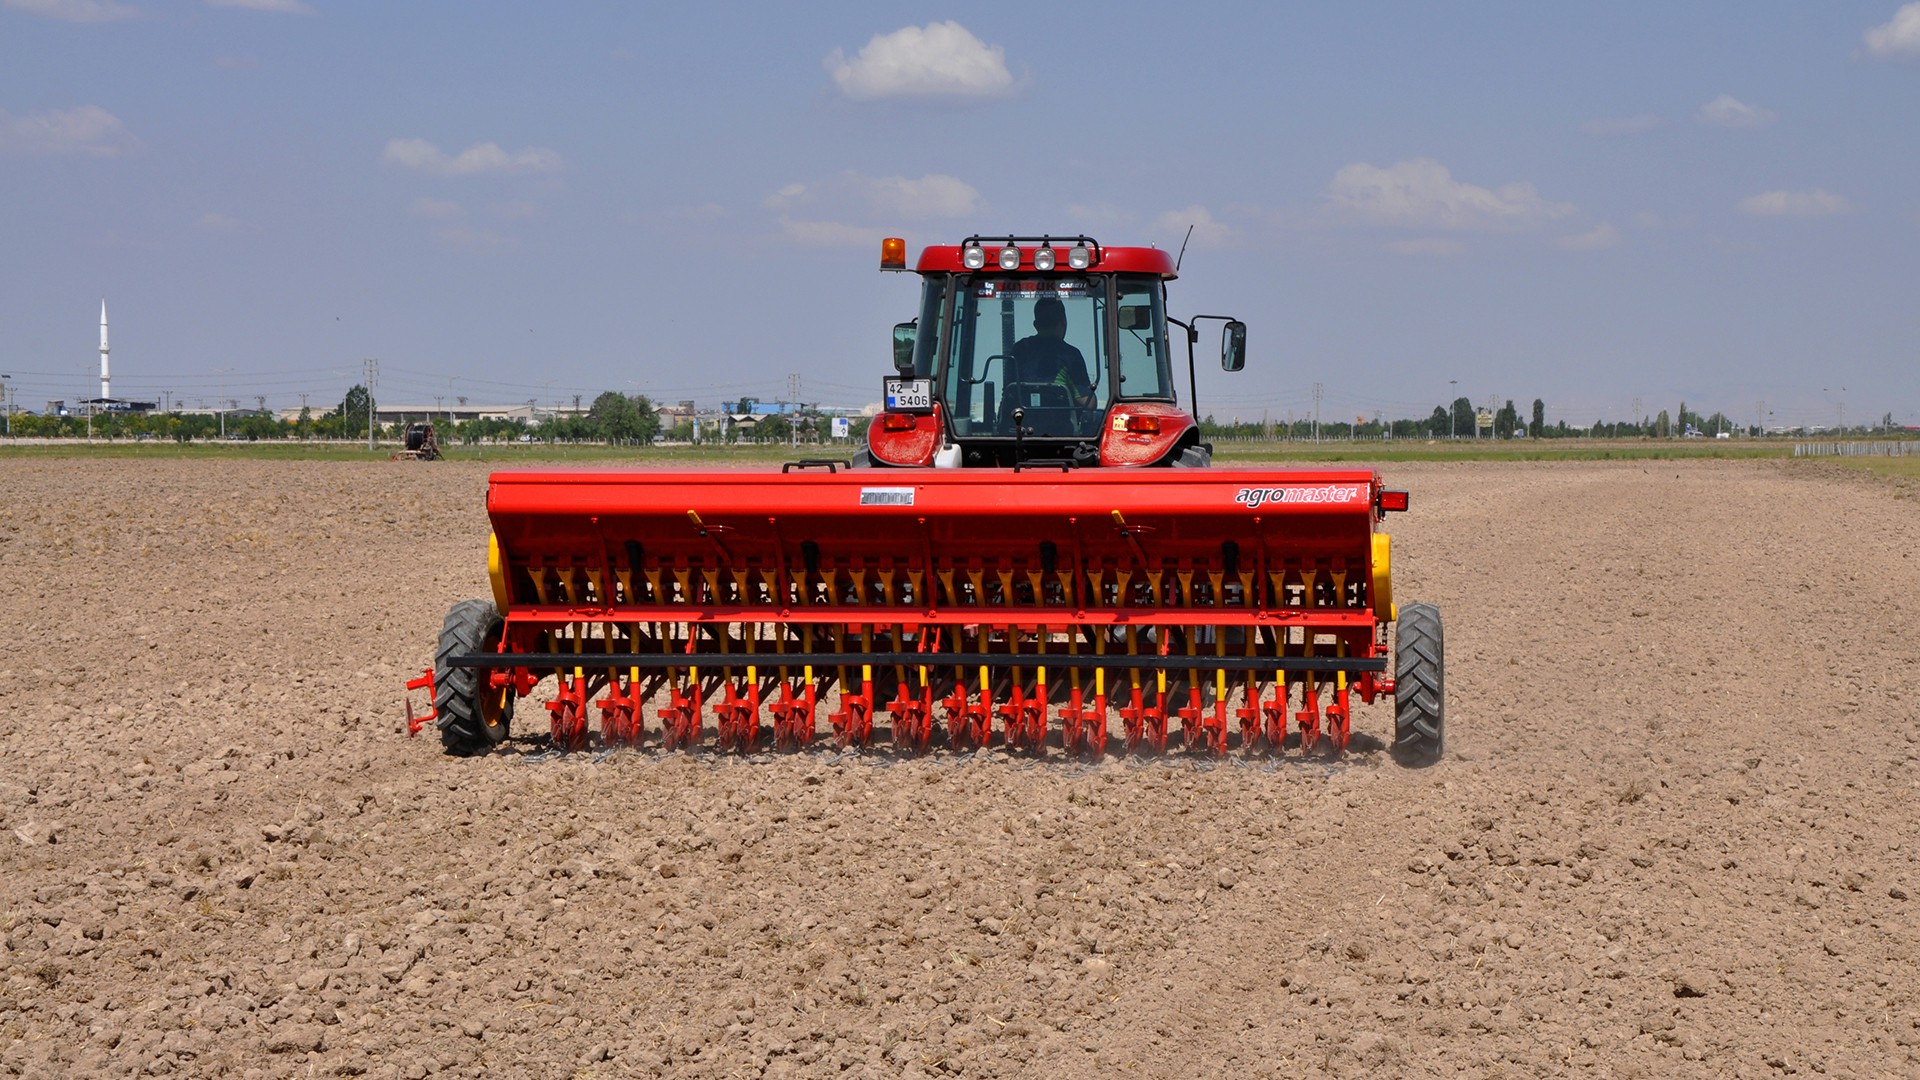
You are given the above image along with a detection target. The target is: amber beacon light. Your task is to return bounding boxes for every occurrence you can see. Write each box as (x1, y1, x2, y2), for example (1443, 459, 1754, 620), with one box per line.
(880, 236, 907, 270)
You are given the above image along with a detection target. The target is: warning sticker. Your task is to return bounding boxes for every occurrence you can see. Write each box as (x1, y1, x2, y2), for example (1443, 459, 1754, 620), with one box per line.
(859, 487, 916, 507)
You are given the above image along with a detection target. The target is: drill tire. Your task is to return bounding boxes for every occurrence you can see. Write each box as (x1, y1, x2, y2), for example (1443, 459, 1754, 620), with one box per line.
(436, 599, 509, 756)
(1391, 602, 1445, 766)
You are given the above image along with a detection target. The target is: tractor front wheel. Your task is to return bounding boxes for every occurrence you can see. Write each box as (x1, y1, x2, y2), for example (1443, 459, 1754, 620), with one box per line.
(1390, 602, 1444, 766)
(435, 599, 511, 756)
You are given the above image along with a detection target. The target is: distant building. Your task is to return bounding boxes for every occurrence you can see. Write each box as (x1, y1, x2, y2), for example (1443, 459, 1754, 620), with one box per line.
(272, 403, 585, 424)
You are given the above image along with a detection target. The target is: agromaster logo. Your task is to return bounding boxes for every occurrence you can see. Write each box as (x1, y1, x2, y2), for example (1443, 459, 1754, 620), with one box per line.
(1233, 485, 1364, 509)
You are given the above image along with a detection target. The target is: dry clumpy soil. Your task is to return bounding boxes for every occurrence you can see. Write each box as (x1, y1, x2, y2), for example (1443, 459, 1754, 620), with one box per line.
(1, 457, 1918, 1079)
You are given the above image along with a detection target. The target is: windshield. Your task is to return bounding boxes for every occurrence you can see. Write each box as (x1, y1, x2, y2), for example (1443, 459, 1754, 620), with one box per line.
(940, 277, 1107, 439)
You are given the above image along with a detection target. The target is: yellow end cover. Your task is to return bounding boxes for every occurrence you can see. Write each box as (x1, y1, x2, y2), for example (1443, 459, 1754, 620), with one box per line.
(1371, 532, 1394, 621)
(487, 532, 511, 612)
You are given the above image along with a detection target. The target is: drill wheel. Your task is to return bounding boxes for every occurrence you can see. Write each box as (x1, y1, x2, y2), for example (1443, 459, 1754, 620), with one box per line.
(1390, 602, 1445, 766)
(434, 600, 510, 756)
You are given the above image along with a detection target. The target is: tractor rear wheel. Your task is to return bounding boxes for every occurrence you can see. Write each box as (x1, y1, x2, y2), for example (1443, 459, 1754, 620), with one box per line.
(1390, 602, 1444, 766)
(436, 599, 510, 756)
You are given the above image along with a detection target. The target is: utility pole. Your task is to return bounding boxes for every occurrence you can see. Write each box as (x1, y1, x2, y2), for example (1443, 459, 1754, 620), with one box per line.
(1311, 381, 1323, 442)
(217, 367, 231, 439)
(1448, 379, 1458, 439)
(365, 357, 379, 450)
(0, 373, 10, 436)
(788, 373, 804, 448)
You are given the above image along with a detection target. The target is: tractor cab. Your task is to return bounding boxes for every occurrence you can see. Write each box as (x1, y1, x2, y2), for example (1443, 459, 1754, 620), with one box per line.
(869, 235, 1245, 468)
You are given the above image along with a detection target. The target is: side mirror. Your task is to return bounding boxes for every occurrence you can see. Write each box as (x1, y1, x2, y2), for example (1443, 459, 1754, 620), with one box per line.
(1221, 320, 1246, 372)
(892, 321, 916, 373)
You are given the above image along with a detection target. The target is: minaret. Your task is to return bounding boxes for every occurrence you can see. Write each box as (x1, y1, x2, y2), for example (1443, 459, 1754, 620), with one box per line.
(99, 300, 110, 400)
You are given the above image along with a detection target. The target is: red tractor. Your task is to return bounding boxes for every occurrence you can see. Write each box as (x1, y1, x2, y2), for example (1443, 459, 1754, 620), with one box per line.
(406, 234, 1444, 765)
(862, 235, 1241, 470)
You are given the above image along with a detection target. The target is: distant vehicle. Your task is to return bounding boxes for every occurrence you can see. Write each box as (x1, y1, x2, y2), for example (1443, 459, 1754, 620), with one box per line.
(392, 422, 442, 461)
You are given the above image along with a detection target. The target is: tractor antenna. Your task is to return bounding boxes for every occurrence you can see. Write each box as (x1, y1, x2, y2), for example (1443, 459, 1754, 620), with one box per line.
(1175, 224, 1195, 272)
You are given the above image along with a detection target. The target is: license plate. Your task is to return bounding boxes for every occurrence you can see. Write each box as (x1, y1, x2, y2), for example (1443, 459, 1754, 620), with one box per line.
(884, 376, 933, 413)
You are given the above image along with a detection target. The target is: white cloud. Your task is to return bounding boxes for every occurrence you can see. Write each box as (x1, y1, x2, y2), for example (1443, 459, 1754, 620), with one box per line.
(3, 0, 137, 22)
(204, 0, 311, 11)
(861, 174, 980, 219)
(1583, 115, 1663, 136)
(1737, 189, 1851, 218)
(1557, 223, 1620, 251)
(1325, 159, 1575, 232)
(488, 201, 541, 220)
(1697, 94, 1776, 129)
(0, 105, 139, 157)
(826, 21, 1013, 100)
(763, 183, 806, 210)
(382, 137, 563, 176)
(435, 225, 517, 252)
(196, 212, 240, 232)
(1153, 205, 1230, 246)
(765, 172, 982, 247)
(778, 218, 885, 247)
(1388, 238, 1466, 257)
(766, 172, 980, 220)
(1865, 3, 1920, 59)
(408, 197, 462, 219)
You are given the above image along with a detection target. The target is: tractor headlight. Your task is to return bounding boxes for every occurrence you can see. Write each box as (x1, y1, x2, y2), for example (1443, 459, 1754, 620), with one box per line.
(962, 243, 986, 270)
(1033, 245, 1056, 271)
(998, 244, 1022, 270)
(1067, 243, 1091, 269)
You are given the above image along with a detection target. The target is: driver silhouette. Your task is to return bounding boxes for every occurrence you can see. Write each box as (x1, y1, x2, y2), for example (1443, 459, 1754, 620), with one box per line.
(1006, 297, 1095, 408)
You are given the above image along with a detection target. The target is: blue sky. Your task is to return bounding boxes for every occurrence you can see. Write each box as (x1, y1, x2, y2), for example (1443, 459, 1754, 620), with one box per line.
(2, 1, 1916, 429)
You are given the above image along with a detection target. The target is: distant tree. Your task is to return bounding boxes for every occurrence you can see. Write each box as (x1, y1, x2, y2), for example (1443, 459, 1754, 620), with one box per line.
(295, 405, 313, 439)
(733, 396, 757, 415)
(587, 391, 664, 445)
(755, 414, 792, 443)
(1450, 397, 1474, 439)
(1530, 398, 1545, 438)
(630, 394, 660, 444)
(1427, 406, 1450, 437)
(337, 384, 374, 440)
(590, 391, 640, 443)
(1494, 400, 1518, 439)
(1654, 409, 1671, 438)
(239, 412, 282, 440)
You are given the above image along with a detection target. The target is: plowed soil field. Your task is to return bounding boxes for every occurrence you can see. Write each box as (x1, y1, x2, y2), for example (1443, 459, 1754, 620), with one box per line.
(3, 457, 1918, 1079)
